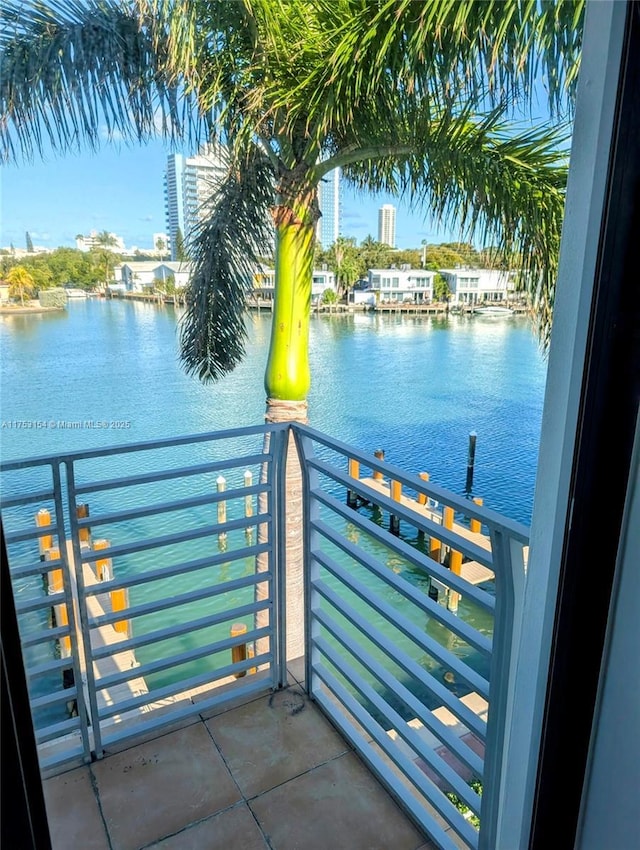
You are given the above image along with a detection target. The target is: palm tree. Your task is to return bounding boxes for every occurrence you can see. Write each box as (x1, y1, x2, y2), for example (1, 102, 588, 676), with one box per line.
(6, 264, 35, 306)
(92, 230, 118, 293)
(0, 0, 584, 657)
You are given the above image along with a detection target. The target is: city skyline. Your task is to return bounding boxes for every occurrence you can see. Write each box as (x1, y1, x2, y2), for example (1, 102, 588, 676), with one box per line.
(1, 138, 464, 254)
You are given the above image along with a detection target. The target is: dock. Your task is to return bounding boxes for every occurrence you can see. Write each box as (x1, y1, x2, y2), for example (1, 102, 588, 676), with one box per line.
(357, 477, 495, 587)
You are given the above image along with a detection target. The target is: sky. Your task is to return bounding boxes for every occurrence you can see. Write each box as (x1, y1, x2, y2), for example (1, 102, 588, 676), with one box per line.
(0, 136, 461, 255)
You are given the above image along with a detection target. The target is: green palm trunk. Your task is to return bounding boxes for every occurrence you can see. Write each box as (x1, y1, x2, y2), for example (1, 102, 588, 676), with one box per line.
(264, 213, 314, 402)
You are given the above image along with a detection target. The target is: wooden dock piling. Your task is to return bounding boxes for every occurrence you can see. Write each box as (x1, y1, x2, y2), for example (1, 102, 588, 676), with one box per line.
(244, 470, 254, 543)
(76, 503, 91, 547)
(36, 508, 54, 561)
(390, 479, 402, 536)
(469, 497, 484, 533)
(93, 538, 113, 581)
(373, 449, 385, 481)
(217, 475, 227, 551)
(347, 458, 360, 508)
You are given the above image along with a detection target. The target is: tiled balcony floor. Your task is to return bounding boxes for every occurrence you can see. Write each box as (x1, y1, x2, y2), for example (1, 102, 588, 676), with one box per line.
(42, 663, 437, 850)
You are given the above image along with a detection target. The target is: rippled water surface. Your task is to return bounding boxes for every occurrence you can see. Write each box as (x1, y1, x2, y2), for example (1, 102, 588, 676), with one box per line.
(1, 298, 547, 524)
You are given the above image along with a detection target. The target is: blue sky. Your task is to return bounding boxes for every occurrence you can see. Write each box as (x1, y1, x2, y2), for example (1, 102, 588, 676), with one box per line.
(0, 137, 460, 254)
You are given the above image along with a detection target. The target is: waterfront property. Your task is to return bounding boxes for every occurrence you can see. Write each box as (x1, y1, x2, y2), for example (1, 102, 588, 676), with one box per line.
(439, 270, 516, 307)
(368, 267, 436, 304)
(114, 260, 193, 293)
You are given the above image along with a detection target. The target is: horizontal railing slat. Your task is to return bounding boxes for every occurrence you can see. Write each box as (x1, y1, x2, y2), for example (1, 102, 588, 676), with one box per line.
(74, 452, 271, 495)
(80, 513, 265, 562)
(293, 423, 528, 543)
(0, 488, 55, 508)
(314, 632, 482, 814)
(95, 621, 269, 690)
(312, 481, 495, 576)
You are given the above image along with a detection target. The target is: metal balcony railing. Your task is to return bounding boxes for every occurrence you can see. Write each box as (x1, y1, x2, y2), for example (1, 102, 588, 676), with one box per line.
(1, 423, 529, 850)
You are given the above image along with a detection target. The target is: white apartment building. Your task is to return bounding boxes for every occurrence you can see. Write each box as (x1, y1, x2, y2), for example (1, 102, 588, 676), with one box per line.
(164, 144, 227, 260)
(439, 268, 516, 305)
(315, 168, 341, 249)
(367, 267, 435, 303)
(377, 204, 396, 247)
(76, 231, 125, 253)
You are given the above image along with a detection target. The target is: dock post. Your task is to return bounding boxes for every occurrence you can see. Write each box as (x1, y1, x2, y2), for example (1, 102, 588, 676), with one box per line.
(36, 508, 54, 561)
(347, 458, 360, 508)
(244, 470, 254, 544)
(417, 473, 429, 542)
(45, 547, 72, 658)
(93, 539, 113, 581)
(465, 432, 477, 495)
(447, 549, 463, 613)
(390, 480, 401, 536)
(76, 503, 91, 548)
(217, 475, 227, 551)
(111, 587, 130, 637)
(417, 472, 429, 505)
(469, 497, 484, 533)
(230, 622, 248, 677)
(373, 449, 385, 481)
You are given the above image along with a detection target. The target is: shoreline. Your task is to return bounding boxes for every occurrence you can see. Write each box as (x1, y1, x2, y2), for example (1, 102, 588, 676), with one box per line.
(0, 304, 65, 315)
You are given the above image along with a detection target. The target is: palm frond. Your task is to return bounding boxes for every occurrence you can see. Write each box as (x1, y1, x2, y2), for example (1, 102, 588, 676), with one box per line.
(0, 0, 198, 162)
(280, 0, 584, 141)
(179, 142, 275, 383)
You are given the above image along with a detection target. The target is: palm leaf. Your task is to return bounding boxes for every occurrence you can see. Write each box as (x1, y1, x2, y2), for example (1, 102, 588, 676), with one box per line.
(0, 0, 197, 162)
(178, 142, 275, 382)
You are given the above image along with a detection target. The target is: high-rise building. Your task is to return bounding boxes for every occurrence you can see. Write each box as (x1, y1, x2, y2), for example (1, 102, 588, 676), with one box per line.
(316, 168, 341, 249)
(164, 144, 226, 260)
(378, 204, 396, 248)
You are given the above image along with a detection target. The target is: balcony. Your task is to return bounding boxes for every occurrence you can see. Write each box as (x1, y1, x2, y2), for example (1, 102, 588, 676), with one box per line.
(1, 423, 529, 850)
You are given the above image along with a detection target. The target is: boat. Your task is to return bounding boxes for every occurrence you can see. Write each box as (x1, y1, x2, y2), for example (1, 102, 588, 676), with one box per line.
(64, 288, 88, 299)
(472, 304, 515, 315)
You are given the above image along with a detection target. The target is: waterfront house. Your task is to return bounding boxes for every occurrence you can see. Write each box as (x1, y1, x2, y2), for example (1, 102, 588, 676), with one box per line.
(114, 261, 194, 292)
(368, 267, 436, 303)
(438, 269, 516, 306)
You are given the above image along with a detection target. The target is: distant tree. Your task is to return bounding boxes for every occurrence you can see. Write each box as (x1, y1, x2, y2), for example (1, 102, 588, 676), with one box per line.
(6, 264, 35, 305)
(155, 236, 167, 260)
(174, 228, 186, 262)
(432, 274, 450, 302)
(328, 237, 360, 298)
(25, 231, 34, 252)
(359, 236, 393, 272)
(321, 288, 338, 311)
(91, 230, 118, 289)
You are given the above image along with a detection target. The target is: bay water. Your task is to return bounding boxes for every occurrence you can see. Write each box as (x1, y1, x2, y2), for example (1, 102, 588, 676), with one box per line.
(0, 298, 546, 524)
